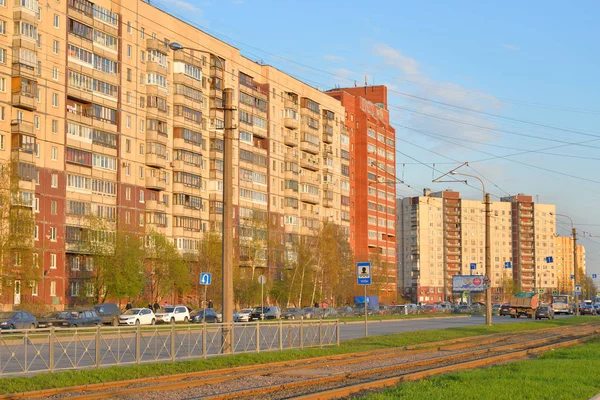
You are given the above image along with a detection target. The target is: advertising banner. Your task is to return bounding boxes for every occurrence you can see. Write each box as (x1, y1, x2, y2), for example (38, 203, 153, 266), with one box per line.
(452, 275, 485, 293)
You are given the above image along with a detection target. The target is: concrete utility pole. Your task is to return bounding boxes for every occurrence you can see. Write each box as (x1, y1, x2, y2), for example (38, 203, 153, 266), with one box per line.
(573, 226, 579, 317)
(484, 193, 492, 325)
(222, 88, 234, 352)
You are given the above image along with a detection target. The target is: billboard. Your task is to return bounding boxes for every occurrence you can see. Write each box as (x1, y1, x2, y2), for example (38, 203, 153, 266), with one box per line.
(452, 275, 485, 293)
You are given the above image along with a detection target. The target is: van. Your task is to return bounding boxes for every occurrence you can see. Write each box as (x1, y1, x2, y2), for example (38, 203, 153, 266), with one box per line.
(94, 303, 120, 326)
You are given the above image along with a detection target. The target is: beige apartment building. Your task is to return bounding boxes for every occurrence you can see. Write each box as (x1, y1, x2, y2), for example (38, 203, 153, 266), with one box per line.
(555, 236, 586, 295)
(0, 0, 349, 307)
(397, 191, 560, 304)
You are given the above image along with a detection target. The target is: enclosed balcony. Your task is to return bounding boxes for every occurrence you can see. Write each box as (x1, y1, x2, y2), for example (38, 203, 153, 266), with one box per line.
(146, 173, 166, 191)
(11, 120, 34, 137)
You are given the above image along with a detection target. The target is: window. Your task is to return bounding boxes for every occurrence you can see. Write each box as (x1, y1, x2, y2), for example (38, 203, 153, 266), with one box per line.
(53, 40, 58, 54)
(0, 48, 5, 64)
(50, 281, 56, 297)
(0, 77, 5, 92)
(70, 281, 79, 297)
(50, 173, 57, 188)
(127, 21, 131, 33)
(126, 139, 131, 153)
(52, 93, 58, 107)
(52, 120, 58, 133)
(139, 190, 144, 203)
(127, 44, 131, 57)
(31, 281, 38, 296)
(51, 146, 58, 160)
(34, 116, 39, 129)
(50, 254, 56, 269)
(0, 134, 3, 150)
(50, 227, 57, 241)
(125, 187, 131, 200)
(53, 14, 59, 28)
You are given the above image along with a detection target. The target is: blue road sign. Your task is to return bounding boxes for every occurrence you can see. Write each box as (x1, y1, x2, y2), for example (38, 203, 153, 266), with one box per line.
(470, 263, 477, 270)
(593, 274, 597, 279)
(199, 272, 212, 285)
(570, 275, 575, 280)
(575, 284, 582, 295)
(504, 262, 512, 269)
(545, 256, 553, 263)
(357, 262, 371, 285)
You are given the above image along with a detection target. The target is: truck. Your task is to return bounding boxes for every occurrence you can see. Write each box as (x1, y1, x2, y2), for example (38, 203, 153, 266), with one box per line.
(509, 292, 539, 319)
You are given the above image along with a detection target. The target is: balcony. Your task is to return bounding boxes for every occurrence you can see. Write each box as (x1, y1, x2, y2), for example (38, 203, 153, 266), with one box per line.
(300, 156, 320, 171)
(300, 140, 320, 155)
(146, 130, 169, 146)
(446, 209, 460, 216)
(146, 199, 167, 213)
(11, 120, 34, 137)
(145, 153, 166, 169)
(520, 221, 533, 227)
(146, 175, 166, 191)
(284, 131, 299, 147)
(11, 148, 35, 164)
(521, 259, 534, 265)
(12, 62, 36, 79)
(445, 240, 460, 248)
(322, 132, 333, 144)
(446, 249, 461, 256)
(300, 192, 320, 204)
(210, 87, 223, 99)
(445, 224, 461, 232)
(146, 38, 169, 53)
(12, 92, 36, 111)
(323, 198, 334, 208)
(445, 232, 460, 239)
(284, 152, 298, 164)
(521, 244, 533, 250)
(284, 97, 298, 109)
(519, 204, 533, 211)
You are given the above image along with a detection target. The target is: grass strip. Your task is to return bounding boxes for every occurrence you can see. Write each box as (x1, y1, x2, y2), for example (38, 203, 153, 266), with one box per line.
(359, 335, 600, 400)
(0, 317, 594, 395)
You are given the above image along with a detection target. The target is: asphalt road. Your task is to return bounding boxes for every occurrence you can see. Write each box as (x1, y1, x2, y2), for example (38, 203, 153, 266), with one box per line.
(0, 314, 574, 377)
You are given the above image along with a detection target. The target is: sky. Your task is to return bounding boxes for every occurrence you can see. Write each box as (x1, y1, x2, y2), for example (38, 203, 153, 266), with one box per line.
(148, 0, 600, 275)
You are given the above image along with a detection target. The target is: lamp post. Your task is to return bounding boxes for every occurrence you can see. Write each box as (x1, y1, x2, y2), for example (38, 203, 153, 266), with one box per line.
(168, 42, 234, 352)
(551, 212, 579, 317)
(450, 171, 492, 326)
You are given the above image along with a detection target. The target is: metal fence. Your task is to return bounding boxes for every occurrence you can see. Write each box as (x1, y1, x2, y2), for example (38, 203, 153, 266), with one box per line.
(0, 320, 339, 376)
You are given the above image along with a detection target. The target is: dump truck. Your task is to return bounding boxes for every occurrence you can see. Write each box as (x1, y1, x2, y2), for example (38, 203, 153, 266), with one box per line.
(509, 292, 539, 319)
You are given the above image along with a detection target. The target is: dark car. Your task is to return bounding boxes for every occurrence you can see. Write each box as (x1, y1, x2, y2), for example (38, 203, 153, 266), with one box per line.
(37, 312, 64, 328)
(579, 304, 595, 315)
(336, 306, 354, 317)
(321, 308, 338, 318)
(281, 307, 305, 320)
(0, 311, 37, 330)
(190, 309, 219, 323)
(250, 306, 281, 320)
(59, 310, 101, 328)
(535, 306, 554, 320)
(94, 303, 120, 326)
(302, 307, 319, 319)
(499, 303, 511, 316)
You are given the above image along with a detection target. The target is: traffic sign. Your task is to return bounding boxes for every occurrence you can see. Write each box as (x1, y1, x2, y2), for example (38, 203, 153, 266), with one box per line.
(258, 275, 267, 284)
(470, 263, 477, 270)
(504, 262, 511, 269)
(538, 288, 545, 295)
(575, 284, 582, 295)
(570, 275, 575, 280)
(593, 274, 597, 279)
(199, 272, 212, 285)
(552, 290, 558, 295)
(545, 256, 553, 263)
(357, 262, 371, 285)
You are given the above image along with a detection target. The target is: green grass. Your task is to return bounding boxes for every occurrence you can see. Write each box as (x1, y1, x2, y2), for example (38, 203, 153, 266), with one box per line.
(0, 317, 595, 395)
(359, 336, 600, 400)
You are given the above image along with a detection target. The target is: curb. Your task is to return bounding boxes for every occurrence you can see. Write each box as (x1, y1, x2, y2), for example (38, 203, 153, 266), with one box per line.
(340, 315, 472, 325)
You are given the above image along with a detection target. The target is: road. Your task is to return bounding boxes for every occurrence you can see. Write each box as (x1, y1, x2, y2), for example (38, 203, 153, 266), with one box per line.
(0, 314, 572, 377)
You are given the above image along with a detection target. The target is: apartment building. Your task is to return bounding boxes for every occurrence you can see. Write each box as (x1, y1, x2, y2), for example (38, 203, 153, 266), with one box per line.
(555, 236, 586, 295)
(0, 0, 349, 308)
(397, 190, 559, 304)
(326, 86, 396, 302)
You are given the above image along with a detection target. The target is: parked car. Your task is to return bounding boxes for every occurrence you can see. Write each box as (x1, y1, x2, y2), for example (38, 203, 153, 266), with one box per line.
(59, 310, 101, 328)
(594, 303, 600, 315)
(378, 305, 389, 315)
(336, 306, 354, 317)
(453, 305, 471, 313)
(37, 312, 63, 328)
(190, 309, 219, 323)
(579, 304, 595, 315)
(94, 303, 120, 326)
(281, 307, 305, 320)
(499, 303, 511, 316)
(0, 311, 37, 330)
(250, 306, 281, 320)
(535, 306, 555, 320)
(389, 305, 407, 315)
(155, 305, 190, 324)
(119, 308, 156, 326)
(235, 308, 253, 322)
(302, 307, 319, 319)
(321, 308, 338, 318)
(405, 304, 418, 314)
(355, 306, 380, 316)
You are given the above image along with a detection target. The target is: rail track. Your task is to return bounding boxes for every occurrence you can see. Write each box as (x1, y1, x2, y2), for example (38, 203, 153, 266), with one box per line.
(2, 322, 598, 400)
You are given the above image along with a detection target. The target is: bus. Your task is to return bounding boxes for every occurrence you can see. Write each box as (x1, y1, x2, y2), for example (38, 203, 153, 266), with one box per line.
(551, 295, 573, 315)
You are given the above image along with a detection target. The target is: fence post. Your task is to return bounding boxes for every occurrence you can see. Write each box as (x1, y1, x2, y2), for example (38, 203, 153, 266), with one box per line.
(319, 319, 323, 348)
(23, 330, 28, 373)
(170, 323, 176, 362)
(279, 319, 283, 351)
(300, 319, 304, 350)
(95, 325, 101, 367)
(256, 321, 260, 353)
(230, 322, 235, 354)
(202, 323, 207, 359)
(49, 327, 55, 372)
(336, 320, 340, 346)
(135, 325, 141, 364)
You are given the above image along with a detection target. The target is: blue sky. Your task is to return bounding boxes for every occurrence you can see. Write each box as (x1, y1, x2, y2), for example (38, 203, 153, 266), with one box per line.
(154, 0, 600, 274)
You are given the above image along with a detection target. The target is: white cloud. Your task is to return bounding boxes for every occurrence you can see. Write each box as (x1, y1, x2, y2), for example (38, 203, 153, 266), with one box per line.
(324, 54, 345, 62)
(372, 43, 503, 149)
(171, 0, 199, 12)
(503, 44, 519, 51)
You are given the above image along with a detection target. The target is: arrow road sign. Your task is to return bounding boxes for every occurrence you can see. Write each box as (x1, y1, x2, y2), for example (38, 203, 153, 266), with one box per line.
(199, 272, 212, 285)
(593, 274, 597, 279)
(357, 262, 371, 285)
(571, 275, 575, 280)
(545, 256, 553, 263)
(504, 262, 511, 269)
(470, 263, 477, 270)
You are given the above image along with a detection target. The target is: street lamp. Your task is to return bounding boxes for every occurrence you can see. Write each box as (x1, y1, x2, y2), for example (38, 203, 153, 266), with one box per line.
(550, 212, 579, 317)
(449, 170, 492, 326)
(169, 42, 234, 351)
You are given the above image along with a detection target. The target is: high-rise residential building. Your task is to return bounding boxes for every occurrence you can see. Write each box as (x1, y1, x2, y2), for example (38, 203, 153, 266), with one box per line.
(555, 236, 586, 295)
(0, 0, 349, 308)
(326, 86, 396, 302)
(396, 190, 559, 304)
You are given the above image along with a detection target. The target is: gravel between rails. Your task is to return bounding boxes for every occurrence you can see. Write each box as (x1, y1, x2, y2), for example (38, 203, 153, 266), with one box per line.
(41, 326, 599, 400)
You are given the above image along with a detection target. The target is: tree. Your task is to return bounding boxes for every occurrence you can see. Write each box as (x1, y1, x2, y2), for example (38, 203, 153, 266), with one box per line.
(193, 229, 223, 308)
(145, 230, 190, 304)
(500, 274, 520, 302)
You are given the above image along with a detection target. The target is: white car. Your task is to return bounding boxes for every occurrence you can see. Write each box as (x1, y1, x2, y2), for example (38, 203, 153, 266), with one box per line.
(154, 305, 190, 324)
(235, 308, 253, 322)
(119, 308, 156, 326)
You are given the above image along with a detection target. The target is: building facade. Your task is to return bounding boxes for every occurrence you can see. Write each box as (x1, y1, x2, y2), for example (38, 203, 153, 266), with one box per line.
(0, 0, 350, 309)
(554, 236, 586, 295)
(326, 86, 397, 303)
(397, 190, 562, 304)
